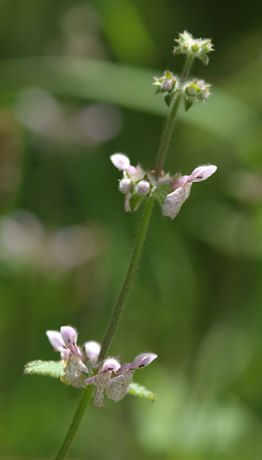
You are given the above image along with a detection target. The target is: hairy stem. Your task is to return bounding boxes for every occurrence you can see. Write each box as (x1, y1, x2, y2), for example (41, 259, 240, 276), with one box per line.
(154, 54, 193, 178)
(99, 194, 154, 361)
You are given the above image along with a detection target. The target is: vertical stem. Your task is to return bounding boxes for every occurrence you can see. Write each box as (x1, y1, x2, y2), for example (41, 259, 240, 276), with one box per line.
(154, 54, 193, 178)
(99, 194, 154, 361)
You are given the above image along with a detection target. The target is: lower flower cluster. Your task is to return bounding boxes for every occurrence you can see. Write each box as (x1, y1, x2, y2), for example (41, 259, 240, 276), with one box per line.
(46, 326, 157, 407)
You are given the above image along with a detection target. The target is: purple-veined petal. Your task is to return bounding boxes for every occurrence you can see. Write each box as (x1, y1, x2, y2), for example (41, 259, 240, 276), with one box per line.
(60, 326, 78, 349)
(189, 165, 217, 182)
(84, 341, 101, 362)
(131, 352, 158, 369)
(46, 330, 65, 351)
(110, 153, 130, 170)
(101, 358, 121, 373)
(162, 184, 192, 219)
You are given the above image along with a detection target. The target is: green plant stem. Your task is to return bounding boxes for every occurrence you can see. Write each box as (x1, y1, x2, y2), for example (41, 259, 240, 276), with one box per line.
(54, 386, 93, 460)
(154, 54, 193, 178)
(54, 53, 194, 460)
(99, 194, 154, 361)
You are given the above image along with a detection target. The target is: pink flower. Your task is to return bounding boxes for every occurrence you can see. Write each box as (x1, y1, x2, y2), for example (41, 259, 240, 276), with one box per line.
(85, 358, 121, 407)
(163, 164, 217, 219)
(106, 352, 157, 403)
(46, 326, 88, 388)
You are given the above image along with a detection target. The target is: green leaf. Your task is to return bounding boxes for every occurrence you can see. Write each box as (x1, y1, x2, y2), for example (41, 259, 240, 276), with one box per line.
(184, 97, 194, 111)
(164, 93, 173, 107)
(129, 382, 156, 401)
(24, 360, 65, 379)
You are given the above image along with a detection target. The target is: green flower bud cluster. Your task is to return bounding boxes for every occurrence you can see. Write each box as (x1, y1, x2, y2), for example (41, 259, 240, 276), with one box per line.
(183, 79, 211, 110)
(153, 70, 179, 106)
(173, 30, 214, 65)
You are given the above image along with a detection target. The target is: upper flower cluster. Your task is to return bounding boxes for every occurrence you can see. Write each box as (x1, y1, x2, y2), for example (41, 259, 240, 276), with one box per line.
(110, 154, 217, 219)
(173, 30, 214, 65)
(46, 325, 157, 406)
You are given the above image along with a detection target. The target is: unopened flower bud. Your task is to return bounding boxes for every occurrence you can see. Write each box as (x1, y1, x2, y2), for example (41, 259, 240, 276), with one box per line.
(119, 178, 132, 194)
(135, 180, 150, 195)
(84, 341, 101, 362)
(162, 79, 173, 91)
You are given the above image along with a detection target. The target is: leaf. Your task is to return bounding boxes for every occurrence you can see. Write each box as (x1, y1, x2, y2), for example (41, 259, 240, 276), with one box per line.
(184, 97, 193, 111)
(24, 360, 65, 379)
(164, 93, 173, 107)
(129, 382, 156, 401)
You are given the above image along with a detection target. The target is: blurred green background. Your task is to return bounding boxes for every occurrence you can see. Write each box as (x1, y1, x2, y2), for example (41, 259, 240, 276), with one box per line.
(0, 0, 262, 459)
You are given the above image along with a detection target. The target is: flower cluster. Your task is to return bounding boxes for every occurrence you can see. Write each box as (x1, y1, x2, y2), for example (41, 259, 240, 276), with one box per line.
(173, 30, 214, 65)
(46, 326, 157, 406)
(111, 154, 217, 219)
(110, 153, 154, 212)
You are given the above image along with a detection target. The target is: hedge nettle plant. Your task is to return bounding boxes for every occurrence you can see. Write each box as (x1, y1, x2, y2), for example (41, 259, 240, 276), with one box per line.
(25, 31, 217, 459)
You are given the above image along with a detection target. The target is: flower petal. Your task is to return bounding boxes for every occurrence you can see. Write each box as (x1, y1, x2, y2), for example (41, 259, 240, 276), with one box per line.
(162, 184, 191, 219)
(131, 352, 158, 369)
(60, 326, 78, 348)
(46, 330, 65, 351)
(101, 358, 121, 373)
(189, 165, 217, 182)
(110, 153, 131, 170)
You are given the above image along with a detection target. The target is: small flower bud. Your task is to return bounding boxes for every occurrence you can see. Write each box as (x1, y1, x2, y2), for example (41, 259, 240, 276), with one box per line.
(84, 341, 101, 362)
(135, 180, 150, 195)
(183, 79, 211, 110)
(153, 71, 177, 101)
(162, 79, 173, 91)
(119, 178, 132, 194)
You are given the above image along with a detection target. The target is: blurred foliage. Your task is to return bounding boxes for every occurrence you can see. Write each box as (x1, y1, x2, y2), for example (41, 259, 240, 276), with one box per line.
(0, 0, 262, 459)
